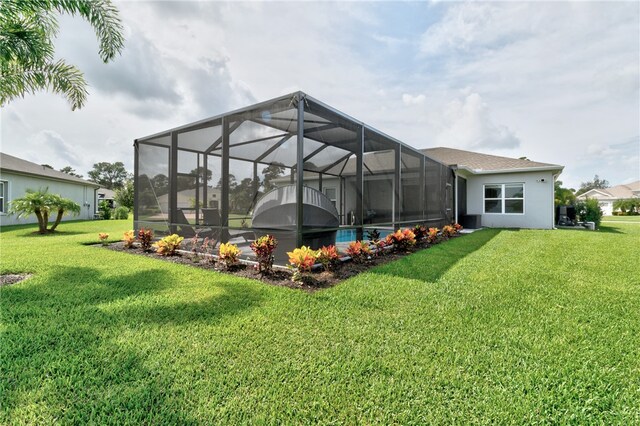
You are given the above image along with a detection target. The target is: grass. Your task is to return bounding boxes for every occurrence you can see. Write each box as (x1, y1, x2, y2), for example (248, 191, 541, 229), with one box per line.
(1, 220, 639, 424)
(602, 215, 640, 223)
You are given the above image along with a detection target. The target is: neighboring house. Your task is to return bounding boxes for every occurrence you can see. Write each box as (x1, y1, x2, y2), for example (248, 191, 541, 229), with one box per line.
(423, 147, 564, 229)
(576, 180, 640, 215)
(0, 152, 100, 226)
(96, 187, 116, 209)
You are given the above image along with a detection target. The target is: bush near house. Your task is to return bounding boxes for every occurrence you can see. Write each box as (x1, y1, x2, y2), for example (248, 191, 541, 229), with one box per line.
(576, 197, 603, 228)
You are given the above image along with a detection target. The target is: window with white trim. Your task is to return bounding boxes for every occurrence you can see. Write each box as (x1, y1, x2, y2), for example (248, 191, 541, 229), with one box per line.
(0, 181, 7, 213)
(484, 183, 524, 214)
(323, 187, 337, 208)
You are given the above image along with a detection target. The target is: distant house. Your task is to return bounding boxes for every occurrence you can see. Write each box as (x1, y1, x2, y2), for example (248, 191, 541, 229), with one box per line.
(0, 152, 100, 226)
(576, 180, 640, 215)
(423, 148, 564, 229)
(96, 187, 116, 209)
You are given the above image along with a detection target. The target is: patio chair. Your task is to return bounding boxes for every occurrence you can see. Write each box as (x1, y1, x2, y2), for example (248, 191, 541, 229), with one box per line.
(202, 208, 254, 242)
(175, 209, 215, 239)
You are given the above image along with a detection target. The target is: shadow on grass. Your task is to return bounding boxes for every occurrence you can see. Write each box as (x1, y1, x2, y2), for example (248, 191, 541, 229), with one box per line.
(0, 265, 262, 422)
(596, 225, 625, 234)
(371, 228, 502, 283)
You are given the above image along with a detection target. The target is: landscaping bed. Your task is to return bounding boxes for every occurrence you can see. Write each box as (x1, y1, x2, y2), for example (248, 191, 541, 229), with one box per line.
(104, 233, 462, 291)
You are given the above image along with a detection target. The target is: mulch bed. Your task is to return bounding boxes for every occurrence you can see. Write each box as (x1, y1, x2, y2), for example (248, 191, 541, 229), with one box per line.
(0, 274, 32, 287)
(103, 236, 460, 292)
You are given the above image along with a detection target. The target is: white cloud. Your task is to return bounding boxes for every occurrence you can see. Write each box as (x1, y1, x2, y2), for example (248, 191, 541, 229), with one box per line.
(0, 1, 637, 191)
(402, 93, 426, 105)
(433, 91, 520, 150)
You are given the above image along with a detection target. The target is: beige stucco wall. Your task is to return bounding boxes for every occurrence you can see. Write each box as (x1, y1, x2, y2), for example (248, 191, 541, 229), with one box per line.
(0, 171, 97, 227)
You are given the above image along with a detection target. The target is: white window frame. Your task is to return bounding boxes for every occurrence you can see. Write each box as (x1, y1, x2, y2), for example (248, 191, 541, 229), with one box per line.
(323, 187, 337, 207)
(483, 183, 525, 215)
(0, 180, 7, 214)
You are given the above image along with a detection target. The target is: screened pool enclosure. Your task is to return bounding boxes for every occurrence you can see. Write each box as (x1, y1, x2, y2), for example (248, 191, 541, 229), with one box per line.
(134, 92, 454, 262)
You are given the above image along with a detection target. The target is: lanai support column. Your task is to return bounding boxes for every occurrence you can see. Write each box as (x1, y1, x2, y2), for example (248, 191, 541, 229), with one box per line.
(295, 92, 305, 248)
(393, 144, 401, 230)
(221, 117, 230, 243)
(169, 132, 178, 234)
(419, 155, 425, 222)
(133, 141, 139, 229)
(355, 125, 364, 240)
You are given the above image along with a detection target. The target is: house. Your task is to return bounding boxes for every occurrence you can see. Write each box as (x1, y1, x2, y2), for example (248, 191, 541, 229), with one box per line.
(423, 147, 564, 229)
(0, 152, 100, 226)
(134, 91, 564, 262)
(576, 180, 640, 215)
(96, 187, 116, 209)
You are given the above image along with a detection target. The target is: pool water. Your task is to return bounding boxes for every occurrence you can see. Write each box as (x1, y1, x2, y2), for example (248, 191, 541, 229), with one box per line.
(335, 229, 390, 243)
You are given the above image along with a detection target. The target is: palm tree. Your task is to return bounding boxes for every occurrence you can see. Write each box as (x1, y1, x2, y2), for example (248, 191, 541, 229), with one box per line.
(8, 188, 80, 233)
(49, 194, 81, 231)
(9, 189, 51, 233)
(0, 0, 125, 110)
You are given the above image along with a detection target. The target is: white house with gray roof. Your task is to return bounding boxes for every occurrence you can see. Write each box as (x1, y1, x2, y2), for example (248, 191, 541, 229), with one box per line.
(423, 147, 564, 229)
(0, 152, 100, 226)
(576, 180, 640, 215)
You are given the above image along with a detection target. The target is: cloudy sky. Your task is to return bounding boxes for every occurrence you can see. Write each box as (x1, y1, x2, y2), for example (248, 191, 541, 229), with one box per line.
(2, 1, 639, 189)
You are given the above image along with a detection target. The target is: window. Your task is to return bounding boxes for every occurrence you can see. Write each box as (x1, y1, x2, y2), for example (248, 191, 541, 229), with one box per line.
(323, 187, 337, 207)
(0, 181, 7, 213)
(484, 183, 524, 214)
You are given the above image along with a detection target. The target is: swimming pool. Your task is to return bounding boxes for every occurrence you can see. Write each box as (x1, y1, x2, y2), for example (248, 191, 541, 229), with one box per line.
(335, 229, 391, 243)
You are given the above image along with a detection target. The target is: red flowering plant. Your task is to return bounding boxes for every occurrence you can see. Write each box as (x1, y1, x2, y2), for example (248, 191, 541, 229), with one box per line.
(250, 235, 278, 274)
(413, 225, 427, 244)
(385, 228, 416, 251)
(316, 245, 340, 271)
(453, 223, 463, 232)
(346, 240, 371, 263)
(427, 227, 439, 244)
(200, 237, 216, 264)
(137, 228, 154, 251)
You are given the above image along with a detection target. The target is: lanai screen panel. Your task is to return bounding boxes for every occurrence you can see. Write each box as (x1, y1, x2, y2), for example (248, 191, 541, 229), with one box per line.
(401, 147, 423, 222)
(363, 129, 397, 227)
(136, 141, 170, 234)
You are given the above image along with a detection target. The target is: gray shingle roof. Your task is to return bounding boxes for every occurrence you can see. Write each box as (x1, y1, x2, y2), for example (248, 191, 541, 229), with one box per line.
(422, 147, 563, 173)
(0, 152, 99, 187)
(579, 181, 640, 199)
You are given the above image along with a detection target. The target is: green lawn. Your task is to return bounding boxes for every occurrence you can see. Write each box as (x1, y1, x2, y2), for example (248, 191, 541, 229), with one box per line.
(602, 215, 640, 223)
(1, 220, 639, 424)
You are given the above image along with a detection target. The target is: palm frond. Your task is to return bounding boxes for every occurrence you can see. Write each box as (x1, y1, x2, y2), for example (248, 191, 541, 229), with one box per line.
(51, 0, 125, 62)
(1, 59, 88, 109)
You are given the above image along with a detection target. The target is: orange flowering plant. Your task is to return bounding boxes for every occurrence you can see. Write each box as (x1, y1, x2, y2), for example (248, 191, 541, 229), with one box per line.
(98, 232, 109, 245)
(427, 227, 439, 244)
(346, 240, 371, 263)
(316, 245, 340, 271)
(122, 230, 135, 249)
(385, 228, 416, 251)
(442, 225, 456, 238)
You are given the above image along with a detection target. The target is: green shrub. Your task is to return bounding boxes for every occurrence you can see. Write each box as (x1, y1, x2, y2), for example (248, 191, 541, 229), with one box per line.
(575, 198, 603, 228)
(98, 200, 113, 220)
(114, 206, 129, 220)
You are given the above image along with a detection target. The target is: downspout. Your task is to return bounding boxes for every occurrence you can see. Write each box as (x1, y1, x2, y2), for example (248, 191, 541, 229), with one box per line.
(93, 187, 98, 219)
(453, 166, 459, 225)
